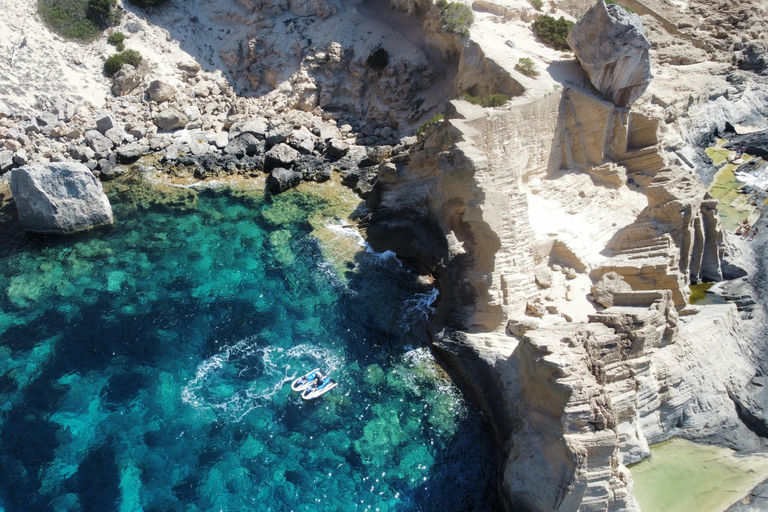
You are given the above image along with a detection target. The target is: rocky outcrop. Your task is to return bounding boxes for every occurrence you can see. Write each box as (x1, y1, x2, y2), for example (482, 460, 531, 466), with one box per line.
(10, 162, 113, 234)
(567, 0, 652, 107)
(367, 60, 748, 508)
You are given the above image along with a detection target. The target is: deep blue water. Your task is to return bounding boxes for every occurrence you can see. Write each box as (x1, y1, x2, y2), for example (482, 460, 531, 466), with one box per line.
(0, 175, 499, 512)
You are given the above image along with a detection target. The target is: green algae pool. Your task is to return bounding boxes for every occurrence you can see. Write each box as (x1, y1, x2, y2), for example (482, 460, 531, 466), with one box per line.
(629, 438, 768, 512)
(689, 282, 727, 305)
(706, 143, 761, 231)
(0, 172, 500, 511)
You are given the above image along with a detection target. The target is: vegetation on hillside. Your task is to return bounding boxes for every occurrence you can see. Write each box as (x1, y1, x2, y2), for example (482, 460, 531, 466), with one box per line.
(606, 0, 636, 14)
(104, 49, 142, 77)
(107, 31, 126, 51)
(416, 112, 444, 136)
(515, 57, 539, 77)
(459, 93, 510, 107)
(531, 15, 574, 51)
(529, 0, 544, 11)
(38, 0, 120, 41)
(436, 0, 474, 37)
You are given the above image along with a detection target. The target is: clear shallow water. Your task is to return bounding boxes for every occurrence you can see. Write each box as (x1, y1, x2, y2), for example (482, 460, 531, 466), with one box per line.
(0, 175, 499, 512)
(629, 438, 768, 512)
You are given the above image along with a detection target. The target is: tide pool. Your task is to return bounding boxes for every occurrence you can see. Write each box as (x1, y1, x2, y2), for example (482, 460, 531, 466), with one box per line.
(0, 173, 499, 511)
(629, 438, 768, 512)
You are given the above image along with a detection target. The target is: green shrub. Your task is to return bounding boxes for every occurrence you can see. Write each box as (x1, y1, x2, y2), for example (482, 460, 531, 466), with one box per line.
(515, 57, 539, 77)
(127, 0, 168, 6)
(416, 112, 444, 136)
(531, 15, 574, 51)
(107, 31, 125, 45)
(38, 0, 119, 41)
(605, 0, 636, 13)
(104, 49, 142, 77)
(439, 2, 474, 37)
(529, 0, 544, 11)
(458, 93, 510, 107)
(366, 47, 389, 70)
(108, 31, 126, 50)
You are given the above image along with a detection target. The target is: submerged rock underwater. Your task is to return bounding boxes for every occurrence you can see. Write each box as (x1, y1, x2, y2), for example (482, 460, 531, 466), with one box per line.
(0, 173, 500, 512)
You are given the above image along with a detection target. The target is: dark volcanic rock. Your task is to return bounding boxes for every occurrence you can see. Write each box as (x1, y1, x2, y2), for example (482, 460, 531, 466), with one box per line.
(341, 165, 378, 198)
(293, 155, 332, 182)
(267, 167, 303, 193)
(724, 130, 768, 157)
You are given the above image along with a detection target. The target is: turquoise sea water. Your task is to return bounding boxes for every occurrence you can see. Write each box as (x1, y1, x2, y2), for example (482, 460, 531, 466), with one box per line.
(0, 174, 499, 511)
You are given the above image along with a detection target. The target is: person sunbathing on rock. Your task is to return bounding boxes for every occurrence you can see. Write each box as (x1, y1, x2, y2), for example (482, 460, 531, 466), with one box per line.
(749, 227, 758, 241)
(736, 225, 744, 236)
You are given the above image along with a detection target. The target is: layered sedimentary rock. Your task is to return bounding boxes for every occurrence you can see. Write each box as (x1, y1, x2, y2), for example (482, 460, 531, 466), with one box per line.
(368, 61, 758, 507)
(567, 0, 652, 107)
(10, 162, 113, 234)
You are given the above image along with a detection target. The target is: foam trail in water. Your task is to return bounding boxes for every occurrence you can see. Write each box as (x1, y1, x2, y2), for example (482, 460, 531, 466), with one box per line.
(400, 288, 439, 331)
(322, 219, 402, 267)
(182, 338, 344, 422)
(735, 160, 768, 189)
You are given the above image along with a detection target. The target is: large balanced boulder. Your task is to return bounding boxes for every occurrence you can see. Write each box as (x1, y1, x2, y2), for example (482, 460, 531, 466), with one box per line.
(567, 0, 651, 107)
(10, 162, 114, 234)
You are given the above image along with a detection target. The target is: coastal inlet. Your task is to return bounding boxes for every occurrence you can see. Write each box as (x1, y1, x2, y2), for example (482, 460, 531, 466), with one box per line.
(0, 173, 500, 511)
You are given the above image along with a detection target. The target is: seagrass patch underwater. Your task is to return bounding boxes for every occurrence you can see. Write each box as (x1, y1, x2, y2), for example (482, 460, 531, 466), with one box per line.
(0, 174, 499, 512)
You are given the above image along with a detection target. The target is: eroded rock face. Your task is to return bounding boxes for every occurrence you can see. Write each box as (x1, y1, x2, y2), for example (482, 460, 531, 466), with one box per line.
(10, 162, 113, 234)
(567, 0, 651, 107)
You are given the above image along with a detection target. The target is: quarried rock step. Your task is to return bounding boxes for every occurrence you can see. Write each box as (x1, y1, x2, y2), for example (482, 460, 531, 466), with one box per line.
(10, 162, 114, 234)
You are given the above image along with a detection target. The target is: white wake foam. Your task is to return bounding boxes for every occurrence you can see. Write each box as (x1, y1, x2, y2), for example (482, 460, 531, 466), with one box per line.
(181, 337, 343, 422)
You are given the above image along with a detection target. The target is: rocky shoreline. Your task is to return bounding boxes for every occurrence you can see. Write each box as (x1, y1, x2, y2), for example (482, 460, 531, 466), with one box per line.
(2, 0, 768, 510)
(0, 66, 412, 200)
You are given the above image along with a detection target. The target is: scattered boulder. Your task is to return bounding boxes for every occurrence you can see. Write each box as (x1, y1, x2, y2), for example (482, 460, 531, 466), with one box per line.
(506, 317, 540, 337)
(13, 149, 28, 166)
(0, 150, 13, 173)
(95, 114, 115, 135)
(267, 167, 303, 193)
(591, 271, 632, 308)
(146, 80, 176, 103)
(265, 143, 300, 171)
(567, 0, 651, 107)
(224, 133, 264, 157)
(266, 124, 293, 146)
(84, 130, 115, 159)
(36, 112, 59, 127)
(229, 118, 268, 139)
(10, 162, 114, 234)
(53, 99, 77, 122)
(526, 297, 547, 317)
(365, 145, 393, 163)
(534, 266, 553, 288)
(105, 127, 129, 145)
(117, 142, 150, 163)
(327, 138, 349, 158)
(213, 131, 229, 149)
(155, 107, 189, 131)
(111, 60, 150, 96)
